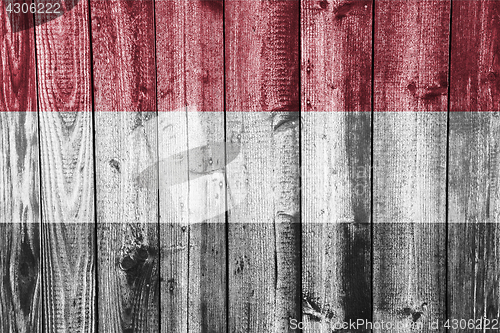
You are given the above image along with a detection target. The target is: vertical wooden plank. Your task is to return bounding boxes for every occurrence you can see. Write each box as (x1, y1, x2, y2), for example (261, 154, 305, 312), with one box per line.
(449, 1, 500, 331)
(90, 0, 159, 332)
(155, 1, 226, 332)
(301, 0, 372, 331)
(0, 1, 41, 332)
(225, 1, 301, 332)
(34, 0, 95, 331)
(373, 1, 449, 332)
(183, 2, 226, 333)
(155, 2, 189, 332)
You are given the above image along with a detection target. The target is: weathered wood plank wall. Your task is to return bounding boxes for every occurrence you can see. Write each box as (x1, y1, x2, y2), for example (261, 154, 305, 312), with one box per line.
(449, 1, 500, 331)
(301, 1, 372, 332)
(0, 1, 499, 333)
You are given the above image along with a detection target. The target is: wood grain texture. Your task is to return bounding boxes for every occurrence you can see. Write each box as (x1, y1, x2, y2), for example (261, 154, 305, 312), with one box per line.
(0, 115, 41, 333)
(0, 222, 41, 333)
(448, 1, 500, 330)
(90, 0, 159, 332)
(373, 1, 449, 332)
(0, 0, 37, 112)
(225, 1, 301, 332)
(155, 2, 189, 329)
(2, 2, 500, 333)
(34, 0, 95, 331)
(182, 3, 225, 333)
(0, 3, 41, 332)
(155, 1, 226, 332)
(300, 0, 372, 331)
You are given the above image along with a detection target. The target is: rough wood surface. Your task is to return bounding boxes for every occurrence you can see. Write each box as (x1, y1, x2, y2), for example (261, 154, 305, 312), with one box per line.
(300, 0, 372, 332)
(0, 221, 41, 333)
(0, 114, 41, 333)
(225, 1, 301, 332)
(3, 1, 500, 332)
(0, 3, 40, 332)
(181, 3, 226, 333)
(90, 0, 159, 332)
(448, 1, 500, 331)
(372, 1, 449, 332)
(155, 1, 226, 332)
(155, 2, 189, 328)
(34, 0, 96, 331)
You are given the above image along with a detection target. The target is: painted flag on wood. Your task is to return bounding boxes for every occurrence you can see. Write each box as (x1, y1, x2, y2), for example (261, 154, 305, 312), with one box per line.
(1, 1, 500, 333)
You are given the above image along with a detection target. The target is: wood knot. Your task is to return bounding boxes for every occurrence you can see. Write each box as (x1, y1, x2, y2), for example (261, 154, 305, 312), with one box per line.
(168, 278, 176, 293)
(120, 256, 137, 271)
(407, 82, 417, 94)
(399, 303, 428, 322)
(137, 247, 149, 260)
(119, 245, 152, 271)
(109, 159, 121, 173)
(488, 71, 498, 82)
(18, 238, 37, 315)
(273, 113, 300, 132)
(303, 296, 336, 322)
